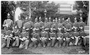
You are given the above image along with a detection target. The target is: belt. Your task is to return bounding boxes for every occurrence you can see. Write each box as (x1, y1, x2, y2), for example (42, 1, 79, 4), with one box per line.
(40, 37, 47, 40)
(31, 37, 37, 41)
(57, 37, 62, 40)
(20, 37, 27, 41)
(50, 37, 56, 39)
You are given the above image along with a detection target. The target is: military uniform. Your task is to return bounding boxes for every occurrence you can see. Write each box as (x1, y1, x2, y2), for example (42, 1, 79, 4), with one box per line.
(15, 19, 23, 32)
(12, 26, 20, 47)
(50, 24, 57, 47)
(31, 31, 40, 47)
(57, 19, 64, 46)
(40, 28, 48, 47)
(78, 17, 86, 45)
(3, 19, 13, 30)
(19, 28, 29, 49)
(57, 32, 63, 47)
(5, 30, 13, 48)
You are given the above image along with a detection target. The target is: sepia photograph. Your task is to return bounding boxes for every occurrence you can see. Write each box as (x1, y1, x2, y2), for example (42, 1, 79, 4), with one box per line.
(1, 0, 89, 54)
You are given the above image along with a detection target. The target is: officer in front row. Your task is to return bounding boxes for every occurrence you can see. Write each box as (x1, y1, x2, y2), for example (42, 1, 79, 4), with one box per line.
(12, 26, 20, 47)
(19, 27, 29, 49)
(40, 26, 48, 47)
(2, 29, 13, 48)
(31, 30, 39, 47)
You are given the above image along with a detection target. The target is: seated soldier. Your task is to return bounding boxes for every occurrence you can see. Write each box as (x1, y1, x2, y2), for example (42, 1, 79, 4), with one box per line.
(19, 27, 29, 49)
(50, 27, 57, 47)
(31, 30, 40, 47)
(1, 32, 6, 48)
(40, 27, 48, 47)
(2, 30, 13, 48)
(57, 32, 63, 47)
(72, 26, 80, 46)
(12, 26, 20, 47)
(69, 32, 75, 46)
(64, 32, 71, 46)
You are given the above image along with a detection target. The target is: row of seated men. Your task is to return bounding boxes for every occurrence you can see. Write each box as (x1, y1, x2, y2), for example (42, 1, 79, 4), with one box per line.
(1, 14, 86, 49)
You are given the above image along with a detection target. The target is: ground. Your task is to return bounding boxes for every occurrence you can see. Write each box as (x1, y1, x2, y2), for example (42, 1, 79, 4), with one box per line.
(1, 44, 89, 54)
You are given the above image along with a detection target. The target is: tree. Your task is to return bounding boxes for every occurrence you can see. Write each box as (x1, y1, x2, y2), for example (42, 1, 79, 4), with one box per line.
(73, 1, 89, 24)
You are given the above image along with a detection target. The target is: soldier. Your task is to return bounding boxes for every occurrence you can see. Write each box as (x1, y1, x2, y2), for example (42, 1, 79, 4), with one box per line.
(19, 27, 29, 49)
(72, 17, 80, 45)
(40, 27, 48, 47)
(79, 17, 86, 32)
(78, 17, 86, 45)
(12, 26, 20, 47)
(39, 17, 44, 31)
(31, 30, 39, 47)
(31, 17, 40, 47)
(23, 18, 34, 41)
(3, 13, 13, 31)
(23, 18, 33, 31)
(44, 18, 50, 32)
(56, 18, 64, 47)
(34, 18, 40, 33)
(14, 15, 23, 32)
(4, 29, 13, 48)
(50, 27, 57, 47)
(49, 19, 57, 47)
(1, 31, 7, 48)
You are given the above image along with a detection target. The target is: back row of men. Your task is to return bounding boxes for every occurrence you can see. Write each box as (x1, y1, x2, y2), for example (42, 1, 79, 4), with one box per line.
(1, 13, 86, 49)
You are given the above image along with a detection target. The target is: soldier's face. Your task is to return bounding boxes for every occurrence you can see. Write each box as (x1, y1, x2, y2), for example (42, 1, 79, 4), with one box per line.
(7, 16, 10, 19)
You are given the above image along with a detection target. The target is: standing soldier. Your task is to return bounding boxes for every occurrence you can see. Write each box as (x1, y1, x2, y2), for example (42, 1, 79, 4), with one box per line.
(39, 17, 44, 31)
(44, 18, 50, 32)
(23, 18, 34, 40)
(19, 27, 29, 49)
(3, 13, 13, 31)
(79, 17, 86, 31)
(14, 15, 23, 32)
(23, 18, 33, 31)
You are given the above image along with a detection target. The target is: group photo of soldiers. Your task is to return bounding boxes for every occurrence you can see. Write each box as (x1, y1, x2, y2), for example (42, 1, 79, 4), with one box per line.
(1, 1, 89, 54)
(1, 13, 87, 49)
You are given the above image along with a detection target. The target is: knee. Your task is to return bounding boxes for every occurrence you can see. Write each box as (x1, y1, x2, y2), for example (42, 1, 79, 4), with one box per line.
(7, 38, 11, 41)
(25, 40, 29, 43)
